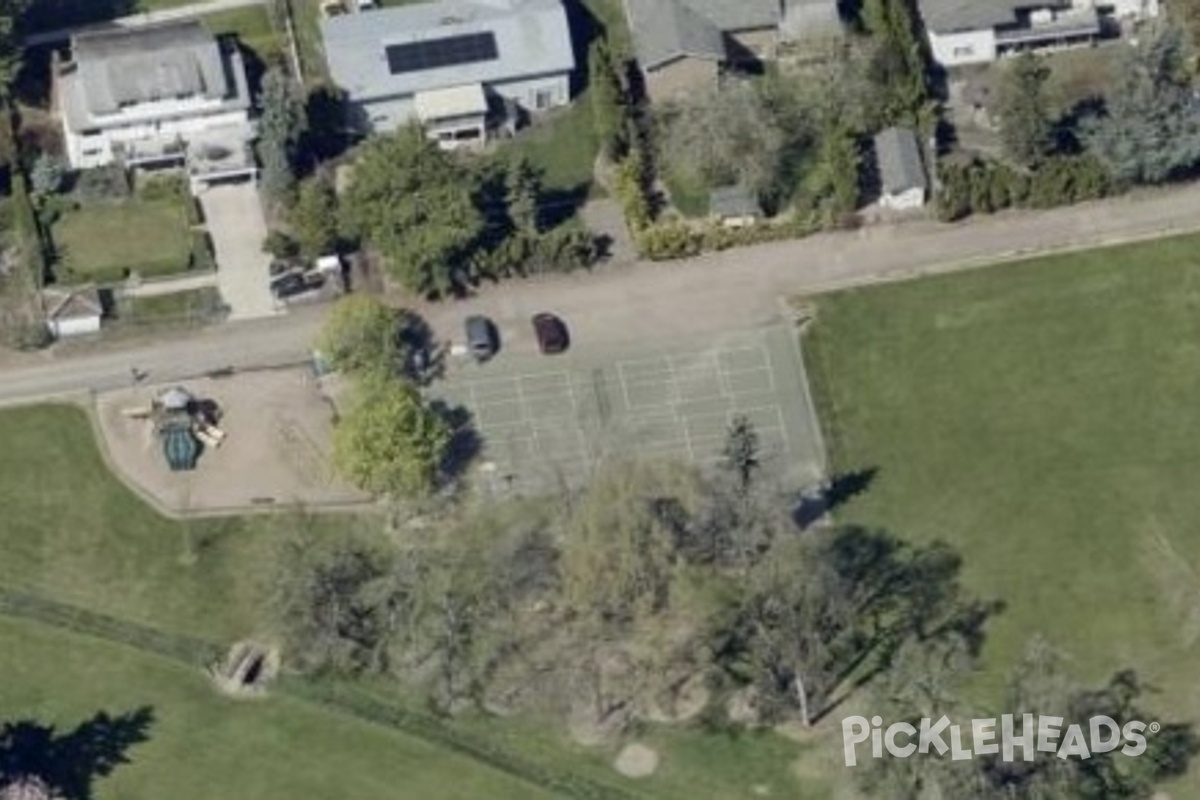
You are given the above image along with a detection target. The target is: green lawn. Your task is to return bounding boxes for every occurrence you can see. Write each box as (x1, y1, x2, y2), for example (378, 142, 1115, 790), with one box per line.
(804, 232, 1200, 793)
(202, 6, 286, 64)
(116, 286, 227, 327)
(0, 617, 556, 800)
(0, 404, 818, 799)
(500, 98, 599, 197)
(52, 199, 192, 285)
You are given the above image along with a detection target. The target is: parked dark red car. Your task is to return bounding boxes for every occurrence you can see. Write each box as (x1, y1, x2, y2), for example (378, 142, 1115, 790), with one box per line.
(531, 313, 569, 354)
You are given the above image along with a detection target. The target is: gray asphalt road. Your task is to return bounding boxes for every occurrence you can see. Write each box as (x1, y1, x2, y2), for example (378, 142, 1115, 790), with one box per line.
(5, 181, 1200, 407)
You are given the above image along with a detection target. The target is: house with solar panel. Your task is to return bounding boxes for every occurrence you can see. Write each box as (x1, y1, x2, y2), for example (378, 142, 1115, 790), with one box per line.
(321, 0, 576, 149)
(56, 21, 256, 183)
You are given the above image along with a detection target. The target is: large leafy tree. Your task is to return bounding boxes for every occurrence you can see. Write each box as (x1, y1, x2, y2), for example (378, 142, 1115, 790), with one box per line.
(997, 52, 1054, 168)
(257, 66, 307, 202)
(317, 294, 401, 376)
(1084, 27, 1200, 185)
(332, 374, 451, 496)
(661, 78, 785, 195)
(342, 126, 484, 296)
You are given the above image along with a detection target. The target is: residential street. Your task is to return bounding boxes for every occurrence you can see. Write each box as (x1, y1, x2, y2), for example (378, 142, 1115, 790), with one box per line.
(3, 182, 1200, 408)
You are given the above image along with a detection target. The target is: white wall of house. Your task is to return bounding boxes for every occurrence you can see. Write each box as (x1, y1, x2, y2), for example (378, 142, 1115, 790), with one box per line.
(355, 73, 571, 134)
(65, 106, 251, 169)
(928, 28, 997, 66)
(880, 187, 926, 211)
(47, 315, 101, 338)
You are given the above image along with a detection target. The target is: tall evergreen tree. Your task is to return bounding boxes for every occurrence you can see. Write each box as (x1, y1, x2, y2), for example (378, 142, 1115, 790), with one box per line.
(1084, 27, 1200, 185)
(997, 52, 1054, 168)
(257, 67, 307, 202)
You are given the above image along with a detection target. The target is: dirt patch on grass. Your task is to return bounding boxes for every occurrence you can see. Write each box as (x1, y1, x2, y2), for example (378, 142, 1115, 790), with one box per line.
(613, 743, 659, 778)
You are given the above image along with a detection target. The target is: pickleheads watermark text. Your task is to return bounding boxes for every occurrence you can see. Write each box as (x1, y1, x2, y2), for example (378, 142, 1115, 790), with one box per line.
(842, 714, 1158, 767)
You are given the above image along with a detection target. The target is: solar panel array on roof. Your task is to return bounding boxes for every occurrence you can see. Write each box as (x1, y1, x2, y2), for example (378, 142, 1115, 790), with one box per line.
(385, 32, 499, 75)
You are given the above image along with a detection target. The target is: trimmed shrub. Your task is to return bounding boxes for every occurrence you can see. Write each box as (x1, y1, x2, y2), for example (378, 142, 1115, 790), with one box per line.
(75, 163, 131, 202)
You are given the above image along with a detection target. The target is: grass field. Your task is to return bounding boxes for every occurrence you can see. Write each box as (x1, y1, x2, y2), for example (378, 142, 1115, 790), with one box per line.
(52, 198, 192, 285)
(0, 404, 817, 799)
(804, 232, 1200, 793)
(0, 617, 557, 800)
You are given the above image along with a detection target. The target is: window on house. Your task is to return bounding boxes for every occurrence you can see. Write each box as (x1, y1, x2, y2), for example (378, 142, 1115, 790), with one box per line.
(534, 89, 553, 110)
(952, 45, 975, 57)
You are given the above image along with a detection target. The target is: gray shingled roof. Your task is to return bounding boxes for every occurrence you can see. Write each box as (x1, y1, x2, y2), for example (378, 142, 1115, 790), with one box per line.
(73, 22, 229, 115)
(874, 127, 927, 195)
(916, 0, 1069, 32)
(321, 0, 575, 102)
(625, 0, 781, 70)
(623, 0, 725, 68)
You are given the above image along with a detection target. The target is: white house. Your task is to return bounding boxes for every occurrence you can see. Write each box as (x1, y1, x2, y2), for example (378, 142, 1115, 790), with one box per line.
(875, 127, 927, 211)
(43, 286, 103, 338)
(919, 0, 1160, 67)
(321, 0, 576, 146)
(58, 21, 257, 187)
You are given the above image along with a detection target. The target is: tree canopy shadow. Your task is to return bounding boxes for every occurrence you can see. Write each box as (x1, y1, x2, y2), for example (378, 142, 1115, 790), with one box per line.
(811, 527, 1004, 723)
(21, 0, 137, 33)
(793, 467, 878, 529)
(0, 706, 154, 800)
(396, 310, 446, 386)
(429, 400, 482, 489)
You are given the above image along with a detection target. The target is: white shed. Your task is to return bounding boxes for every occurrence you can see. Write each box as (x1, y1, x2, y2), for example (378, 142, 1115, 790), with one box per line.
(43, 286, 103, 338)
(874, 127, 928, 211)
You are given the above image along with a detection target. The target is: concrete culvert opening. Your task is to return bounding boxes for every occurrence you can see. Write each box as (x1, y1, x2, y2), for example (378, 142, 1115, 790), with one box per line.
(210, 641, 280, 697)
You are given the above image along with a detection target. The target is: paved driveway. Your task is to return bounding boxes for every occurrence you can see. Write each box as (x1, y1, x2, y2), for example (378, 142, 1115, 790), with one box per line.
(432, 325, 826, 495)
(199, 182, 279, 321)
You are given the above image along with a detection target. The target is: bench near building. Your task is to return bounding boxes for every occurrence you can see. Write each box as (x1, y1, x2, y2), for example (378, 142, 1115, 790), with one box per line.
(321, 0, 575, 148)
(57, 21, 257, 188)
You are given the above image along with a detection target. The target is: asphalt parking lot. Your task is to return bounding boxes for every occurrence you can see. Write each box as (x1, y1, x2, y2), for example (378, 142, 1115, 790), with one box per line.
(432, 324, 826, 495)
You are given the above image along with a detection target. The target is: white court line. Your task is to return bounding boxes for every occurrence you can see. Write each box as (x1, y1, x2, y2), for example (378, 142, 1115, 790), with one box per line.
(722, 366, 776, 394)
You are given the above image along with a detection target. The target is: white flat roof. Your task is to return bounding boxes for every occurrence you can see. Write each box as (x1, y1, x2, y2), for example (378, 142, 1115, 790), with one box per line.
(414, 83, 488, 121)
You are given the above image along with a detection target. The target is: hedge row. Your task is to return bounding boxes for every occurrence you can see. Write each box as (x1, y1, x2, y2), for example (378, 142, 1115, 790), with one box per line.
(0, 588, 221, 665)
(936, 154, 1112, 222)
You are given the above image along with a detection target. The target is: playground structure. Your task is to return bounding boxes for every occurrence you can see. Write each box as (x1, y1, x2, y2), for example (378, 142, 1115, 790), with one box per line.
(121, 386, 228, 472)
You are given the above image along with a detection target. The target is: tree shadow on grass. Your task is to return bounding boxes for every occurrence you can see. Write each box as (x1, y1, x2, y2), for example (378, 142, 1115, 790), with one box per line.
(793, 467, 878, 530)
(0, 706, 155, 800)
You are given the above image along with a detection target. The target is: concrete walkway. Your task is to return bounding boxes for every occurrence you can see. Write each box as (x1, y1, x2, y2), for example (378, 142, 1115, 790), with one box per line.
(198, 183, 280, 321)
(25, 0, 266, 45)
